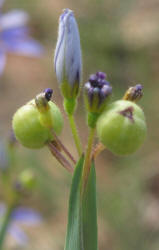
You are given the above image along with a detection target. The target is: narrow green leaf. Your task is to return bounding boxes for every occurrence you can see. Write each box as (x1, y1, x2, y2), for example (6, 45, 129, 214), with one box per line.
(64, 155, 84, 250)
(82, 161, 98, 250)
(64, 155, 98, 250)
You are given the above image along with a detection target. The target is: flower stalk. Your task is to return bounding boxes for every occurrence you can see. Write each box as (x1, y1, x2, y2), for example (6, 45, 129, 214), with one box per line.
(92, 142, 105, 160)
(50, 129, 76, 164)
(48, 142, 74, 173)
(68, 114, 82, 157)
(81, 127, 96, 193)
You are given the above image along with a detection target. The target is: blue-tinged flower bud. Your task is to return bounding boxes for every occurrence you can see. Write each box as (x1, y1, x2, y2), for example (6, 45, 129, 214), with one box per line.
(84, 72, 112, 113)
(54, 9, 82, 101)
(123, 84, 143, 102)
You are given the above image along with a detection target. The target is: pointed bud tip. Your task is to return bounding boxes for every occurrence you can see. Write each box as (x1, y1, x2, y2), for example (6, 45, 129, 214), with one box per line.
(61, 8, 73, 18)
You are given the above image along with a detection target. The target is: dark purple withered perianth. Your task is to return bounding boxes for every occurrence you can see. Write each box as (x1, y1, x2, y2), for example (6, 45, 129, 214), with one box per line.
(132, 84, 143, 100)
(84, 71, 112, 112)
(123, 84, 143, 102)
(44, 88, 53, 101)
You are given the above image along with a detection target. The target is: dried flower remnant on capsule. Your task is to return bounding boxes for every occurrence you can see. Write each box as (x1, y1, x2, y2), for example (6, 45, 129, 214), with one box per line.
(123, 84, 143, 102)
(54, 9, 82, 100)
(44, 88, 53, 101)
(35, 88, 53, 113)
(84, 71, 112, 113)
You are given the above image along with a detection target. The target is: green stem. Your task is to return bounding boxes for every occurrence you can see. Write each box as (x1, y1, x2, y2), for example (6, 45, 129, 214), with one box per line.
(81, 127, 96, 193)
(0, 204, 15, 250)
(68, 114, 82, 157)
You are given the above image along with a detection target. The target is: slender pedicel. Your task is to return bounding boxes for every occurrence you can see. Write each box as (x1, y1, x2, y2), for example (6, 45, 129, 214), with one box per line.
(81, 127, 96, 193)
(67, 114, 82, 157)
(91, 142, 105, 160)
(48, 142, 74, 173)
(50, 129, 76, 164)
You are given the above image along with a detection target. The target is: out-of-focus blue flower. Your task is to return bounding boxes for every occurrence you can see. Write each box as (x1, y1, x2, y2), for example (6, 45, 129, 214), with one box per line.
(0, 203, 42, 245)
(54, 8, 82, 99)
(0, 2, 44, 75)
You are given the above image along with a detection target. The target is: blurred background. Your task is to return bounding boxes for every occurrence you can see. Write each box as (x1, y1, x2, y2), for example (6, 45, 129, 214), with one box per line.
(0, 0, 159, 249)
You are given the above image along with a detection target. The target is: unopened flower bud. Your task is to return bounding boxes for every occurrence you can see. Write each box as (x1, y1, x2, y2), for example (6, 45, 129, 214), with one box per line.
(123, 84, 143, 102)
(97, 100, 147, 155)
(84, 71, 112, 114)
(35, 88, 53, 113)
(54, 9, 82, 100)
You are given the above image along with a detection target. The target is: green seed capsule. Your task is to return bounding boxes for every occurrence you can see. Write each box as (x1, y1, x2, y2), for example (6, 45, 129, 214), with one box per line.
(12, 100, 63, 149)
(96, 100, 147, 155)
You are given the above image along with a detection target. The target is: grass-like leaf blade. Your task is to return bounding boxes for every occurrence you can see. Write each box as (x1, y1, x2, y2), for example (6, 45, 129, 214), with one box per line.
(64, 155, 98, 250)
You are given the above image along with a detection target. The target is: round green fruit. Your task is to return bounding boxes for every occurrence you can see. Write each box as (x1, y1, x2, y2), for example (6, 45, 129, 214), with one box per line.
(12, 100, 63, 149)
(96, 100, 147, 155)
